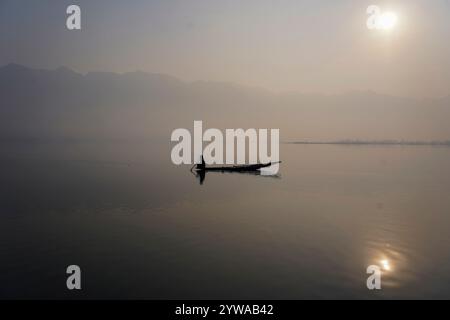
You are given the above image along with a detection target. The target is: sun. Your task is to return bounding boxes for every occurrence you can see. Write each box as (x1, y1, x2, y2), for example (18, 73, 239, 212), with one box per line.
(377, 12, 398, 30)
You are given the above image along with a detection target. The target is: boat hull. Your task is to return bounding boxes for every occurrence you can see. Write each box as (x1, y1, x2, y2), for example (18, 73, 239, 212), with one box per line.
(196, 162, 273, 172)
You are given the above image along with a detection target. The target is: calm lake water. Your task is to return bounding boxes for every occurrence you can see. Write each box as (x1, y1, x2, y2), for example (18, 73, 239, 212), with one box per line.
(2, 142, 450, 299)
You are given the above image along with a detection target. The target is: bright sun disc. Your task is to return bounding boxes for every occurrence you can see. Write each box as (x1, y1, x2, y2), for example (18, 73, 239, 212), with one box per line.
(378, 12, 398, 30)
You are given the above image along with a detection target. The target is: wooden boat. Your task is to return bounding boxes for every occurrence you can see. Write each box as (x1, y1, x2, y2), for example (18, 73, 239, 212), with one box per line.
(190, 156, 281, 185)
(192, 156, 280, 172)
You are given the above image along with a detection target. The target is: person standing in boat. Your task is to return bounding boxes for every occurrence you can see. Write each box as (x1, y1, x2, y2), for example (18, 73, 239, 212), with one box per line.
(197, 155, 206, 171)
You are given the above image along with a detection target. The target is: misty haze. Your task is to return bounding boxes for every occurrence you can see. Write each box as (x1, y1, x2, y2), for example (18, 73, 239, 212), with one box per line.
(2, 0, 450, 300)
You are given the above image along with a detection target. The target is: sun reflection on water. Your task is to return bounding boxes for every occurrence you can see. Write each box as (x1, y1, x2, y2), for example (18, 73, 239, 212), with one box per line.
(380, 259, 391, 271)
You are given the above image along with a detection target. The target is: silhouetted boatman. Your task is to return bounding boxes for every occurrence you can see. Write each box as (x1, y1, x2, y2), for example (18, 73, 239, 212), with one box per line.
(197, 155, 206, 171)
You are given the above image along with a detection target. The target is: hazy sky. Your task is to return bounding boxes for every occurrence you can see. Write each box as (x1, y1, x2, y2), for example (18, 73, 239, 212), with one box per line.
(1, 0, 450, 97)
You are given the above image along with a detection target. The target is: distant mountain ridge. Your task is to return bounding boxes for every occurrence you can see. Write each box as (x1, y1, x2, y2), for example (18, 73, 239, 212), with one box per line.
(1, 64, 450, 142)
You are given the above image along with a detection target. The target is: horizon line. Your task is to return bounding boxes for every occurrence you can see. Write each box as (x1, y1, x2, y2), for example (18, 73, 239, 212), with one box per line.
(284, 139, 450, 146)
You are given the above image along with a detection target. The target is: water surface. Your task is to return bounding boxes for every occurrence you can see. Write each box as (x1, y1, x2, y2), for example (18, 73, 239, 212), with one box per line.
(2, 142, 450, 299)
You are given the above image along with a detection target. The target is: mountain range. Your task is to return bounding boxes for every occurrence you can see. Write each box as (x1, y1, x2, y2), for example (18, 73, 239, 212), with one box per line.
(1, 63, 449, 142)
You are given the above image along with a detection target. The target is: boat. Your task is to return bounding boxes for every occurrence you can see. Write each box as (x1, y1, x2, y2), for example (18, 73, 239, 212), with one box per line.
(190, 156, 281, 185)
(191, 156, 281, 172)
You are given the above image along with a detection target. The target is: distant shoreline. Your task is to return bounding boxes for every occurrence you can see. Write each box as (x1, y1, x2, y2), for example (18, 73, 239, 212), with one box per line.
(285, 140, 450, 146)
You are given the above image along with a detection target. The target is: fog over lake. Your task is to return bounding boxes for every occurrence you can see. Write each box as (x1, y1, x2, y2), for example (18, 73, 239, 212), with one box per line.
(1, 65, 450, 299)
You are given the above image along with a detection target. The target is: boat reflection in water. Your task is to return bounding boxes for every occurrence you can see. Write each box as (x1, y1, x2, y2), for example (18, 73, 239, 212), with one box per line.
(191, 156, 281, 185)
